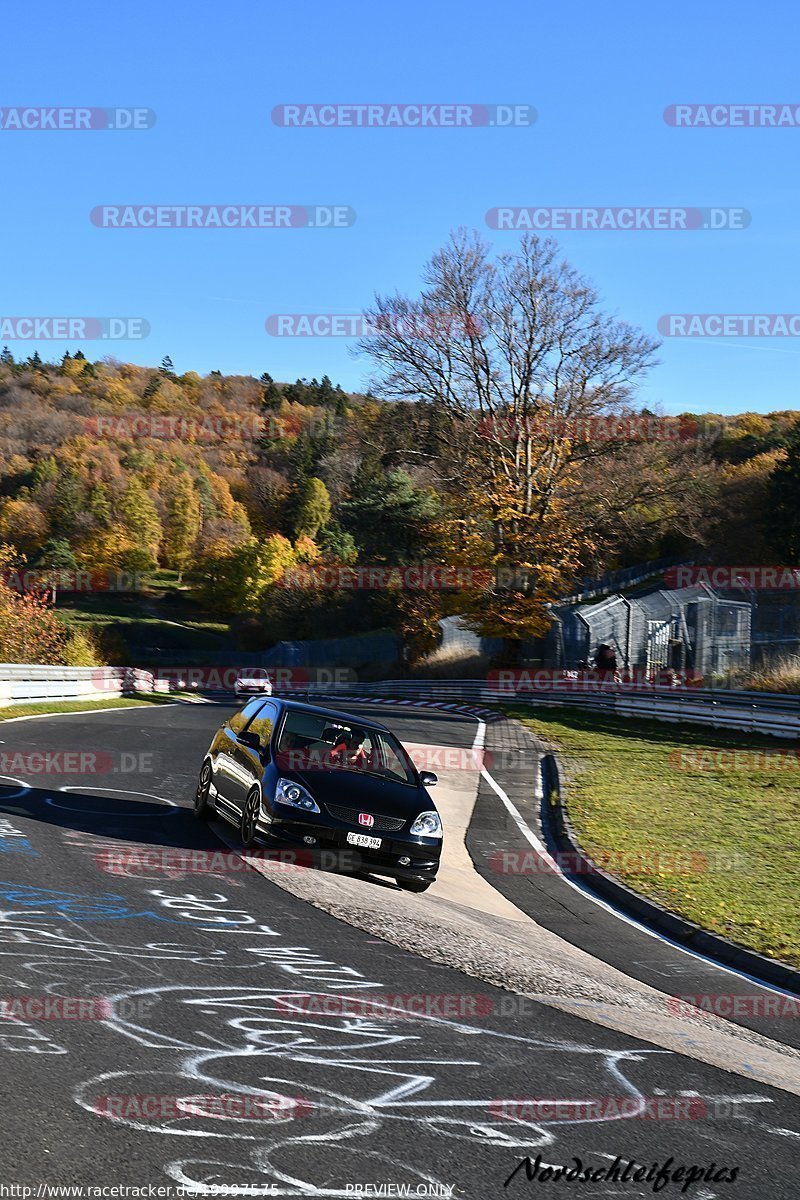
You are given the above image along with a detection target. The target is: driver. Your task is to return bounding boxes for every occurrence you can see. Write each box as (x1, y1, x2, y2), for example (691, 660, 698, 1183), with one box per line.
(330, 729, 369, 767)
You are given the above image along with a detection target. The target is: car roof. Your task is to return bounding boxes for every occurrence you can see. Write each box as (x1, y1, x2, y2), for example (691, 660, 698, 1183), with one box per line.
(271, 696, 392, 734)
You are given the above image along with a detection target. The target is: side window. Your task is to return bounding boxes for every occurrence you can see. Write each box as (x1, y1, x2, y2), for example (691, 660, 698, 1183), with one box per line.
(229, 699, 265, 735)
(246, 702, 278, 752)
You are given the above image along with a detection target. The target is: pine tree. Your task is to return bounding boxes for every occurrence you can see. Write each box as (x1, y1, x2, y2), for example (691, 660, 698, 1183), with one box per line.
(31, 457, 59, 491)
(51, 469, 85, 537)
(340, 463, 441, 562)
(334, 384, 348, 416)
(35, 538, 78, 572)
(87, 483, 112, 527)
(317, 375, 335, 406)
(261, 372, 282, 411)
(160, 355, 175, 377)
(0, 346, 14, 366)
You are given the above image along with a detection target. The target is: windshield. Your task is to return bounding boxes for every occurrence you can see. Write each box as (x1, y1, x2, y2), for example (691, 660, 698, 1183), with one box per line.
(276, 710, 417, 785)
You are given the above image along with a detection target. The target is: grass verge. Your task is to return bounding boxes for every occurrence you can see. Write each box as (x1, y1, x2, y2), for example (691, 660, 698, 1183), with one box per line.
(0, 694, 178, 722)
(505, 704, 800, 967)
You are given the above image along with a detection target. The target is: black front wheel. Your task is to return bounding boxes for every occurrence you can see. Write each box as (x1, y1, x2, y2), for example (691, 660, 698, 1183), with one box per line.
(397, 878, 433, 894)
(194, 763, 213, 821)
(240, 788, 262, 849)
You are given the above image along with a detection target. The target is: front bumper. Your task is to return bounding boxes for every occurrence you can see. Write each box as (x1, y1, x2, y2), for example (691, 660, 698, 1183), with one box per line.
(255, 809, 441, 882)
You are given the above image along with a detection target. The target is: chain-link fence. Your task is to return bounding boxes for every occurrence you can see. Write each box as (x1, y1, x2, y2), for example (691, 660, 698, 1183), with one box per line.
(546, 584, 752, 676)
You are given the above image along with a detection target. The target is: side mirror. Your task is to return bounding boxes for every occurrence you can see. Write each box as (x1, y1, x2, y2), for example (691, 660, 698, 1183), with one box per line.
(237, 730, 261, 752)
(419, 771, 438, 787)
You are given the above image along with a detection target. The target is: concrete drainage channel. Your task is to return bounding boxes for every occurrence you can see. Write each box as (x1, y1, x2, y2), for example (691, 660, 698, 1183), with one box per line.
(539, 752, 800, 995)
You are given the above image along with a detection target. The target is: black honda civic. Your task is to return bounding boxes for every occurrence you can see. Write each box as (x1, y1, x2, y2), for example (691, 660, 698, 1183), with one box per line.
(193, 696, 442, 892)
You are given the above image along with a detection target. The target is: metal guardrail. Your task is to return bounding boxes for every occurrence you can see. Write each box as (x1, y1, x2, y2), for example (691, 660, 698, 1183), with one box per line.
(0, 665, 159, 706)
(274, 678, 800, 739)
(0, 665, 797, 737)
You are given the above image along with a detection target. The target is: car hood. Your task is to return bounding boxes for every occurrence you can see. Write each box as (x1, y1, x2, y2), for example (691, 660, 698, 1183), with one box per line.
(279, 765, 434, 820)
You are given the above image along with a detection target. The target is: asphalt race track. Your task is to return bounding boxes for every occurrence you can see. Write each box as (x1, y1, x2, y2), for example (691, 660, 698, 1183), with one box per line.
(0, 700, 797, 1198)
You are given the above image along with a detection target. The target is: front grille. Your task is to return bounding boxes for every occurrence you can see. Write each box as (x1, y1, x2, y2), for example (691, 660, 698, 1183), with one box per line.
(324, 803, 406, 832)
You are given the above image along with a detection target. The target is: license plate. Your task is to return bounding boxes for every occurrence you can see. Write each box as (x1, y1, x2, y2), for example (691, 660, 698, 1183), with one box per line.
(346, 832, 382, 849)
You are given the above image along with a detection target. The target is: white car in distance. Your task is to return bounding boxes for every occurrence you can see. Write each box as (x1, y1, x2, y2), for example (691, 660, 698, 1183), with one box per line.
(233, 669, 273, 698)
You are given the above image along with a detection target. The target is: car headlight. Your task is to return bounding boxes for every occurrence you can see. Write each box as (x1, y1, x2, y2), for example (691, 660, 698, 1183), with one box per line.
(410, 810, 443, 838)
(275, 777, 320, 813)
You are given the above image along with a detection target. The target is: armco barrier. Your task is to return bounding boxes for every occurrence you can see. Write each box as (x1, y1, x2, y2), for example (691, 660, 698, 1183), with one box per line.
(0, 667, 797, 737)
(0, 665, 159, 706)
(277, 679, 800, 739)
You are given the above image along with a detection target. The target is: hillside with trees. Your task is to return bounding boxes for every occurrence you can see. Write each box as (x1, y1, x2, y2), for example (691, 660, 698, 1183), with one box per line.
(0, 232, 798, 665)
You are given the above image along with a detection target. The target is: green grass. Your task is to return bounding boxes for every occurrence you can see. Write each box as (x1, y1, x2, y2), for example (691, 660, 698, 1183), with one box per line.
(55, 587, 232, 657)
(505, 704, 800, 967)
(0, 694, 178, 721)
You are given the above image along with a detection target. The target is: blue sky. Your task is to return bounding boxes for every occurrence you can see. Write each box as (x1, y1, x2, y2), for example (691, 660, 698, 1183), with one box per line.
(2, 0, 799, 415)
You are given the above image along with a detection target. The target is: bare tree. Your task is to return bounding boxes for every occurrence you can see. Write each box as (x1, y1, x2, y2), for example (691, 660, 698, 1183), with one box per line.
(358, 230, 660, 567)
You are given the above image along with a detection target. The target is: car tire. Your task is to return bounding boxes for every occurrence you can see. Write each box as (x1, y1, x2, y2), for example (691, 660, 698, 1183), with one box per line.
(240, 787, 261, 849)
(397, 878, 432, 894)
(194, 762, 213, 821)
